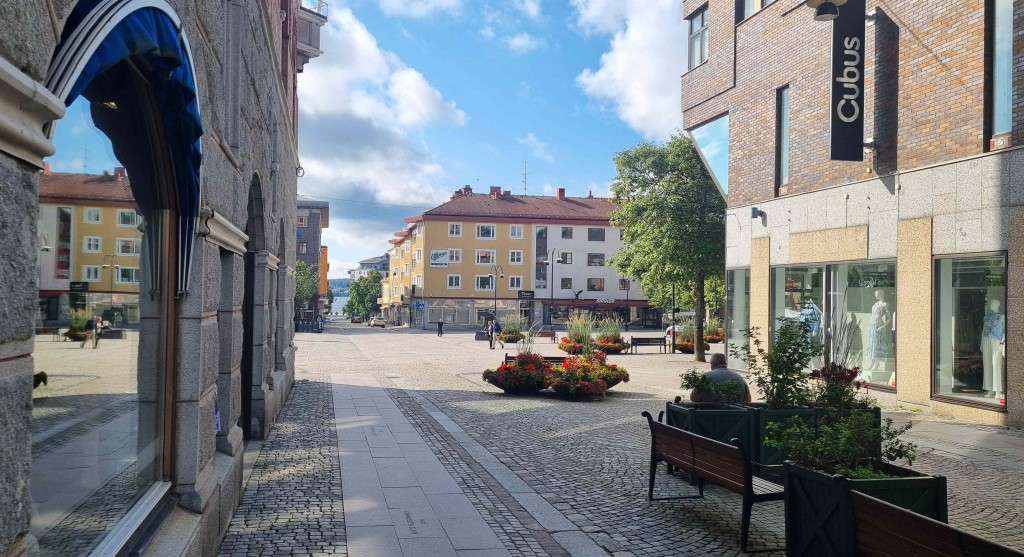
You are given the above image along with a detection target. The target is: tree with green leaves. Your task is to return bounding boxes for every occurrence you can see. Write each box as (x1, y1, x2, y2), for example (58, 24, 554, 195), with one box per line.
(294, 260, 319, 319)
(347, 270, 383, 318)
(325, 288, 335, 314)
(609, 133, 726, 362)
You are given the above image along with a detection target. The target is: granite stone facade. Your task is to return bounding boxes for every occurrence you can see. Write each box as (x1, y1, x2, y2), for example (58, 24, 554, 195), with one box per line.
(0, 0, 320, 554)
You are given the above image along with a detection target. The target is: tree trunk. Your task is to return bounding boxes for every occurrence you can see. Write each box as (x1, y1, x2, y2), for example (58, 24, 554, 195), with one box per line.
(694, 272, 706, 363)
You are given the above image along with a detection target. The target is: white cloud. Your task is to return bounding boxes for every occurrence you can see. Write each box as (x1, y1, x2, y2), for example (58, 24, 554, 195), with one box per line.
(518, 81, 530, 98)
(390, 68, 468, 126)
(377, 0, 462, 18)
(572, 0, 687, 140)
(505, 32, 544, 54)
(514, 0, 542, 20)
(479, 26, 495, 39)
(518, 132, 554, 163)
(296, 7, 464, 279)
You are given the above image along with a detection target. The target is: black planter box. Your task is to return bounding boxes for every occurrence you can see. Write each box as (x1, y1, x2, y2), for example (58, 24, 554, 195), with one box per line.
(664, 401, 756, 456)
(784, 462, 948, 557)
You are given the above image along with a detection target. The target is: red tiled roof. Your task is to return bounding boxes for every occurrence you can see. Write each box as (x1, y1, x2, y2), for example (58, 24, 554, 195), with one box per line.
(39, 172, 135, 203)
(422, 193, 615, 221)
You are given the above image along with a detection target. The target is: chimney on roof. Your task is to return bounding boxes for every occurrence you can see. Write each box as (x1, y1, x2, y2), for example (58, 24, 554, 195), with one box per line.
(43, 162, 51, 175)
(556, 187, 565, 201)
(102, 169, 111, 178)
(588, 190, 594, 198)
(114, 167, 126, 181)
(463, 185, 472, 194)
(489, 185, 501, 199)
(503, 190, 511, 196)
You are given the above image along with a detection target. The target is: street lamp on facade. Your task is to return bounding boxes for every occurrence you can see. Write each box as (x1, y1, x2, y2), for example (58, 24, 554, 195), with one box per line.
(488, 264, 504, 320)
(542, 255, 562, 326)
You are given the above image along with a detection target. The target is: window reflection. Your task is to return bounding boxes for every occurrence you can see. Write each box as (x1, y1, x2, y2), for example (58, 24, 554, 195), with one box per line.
(689, 114, 730, 193)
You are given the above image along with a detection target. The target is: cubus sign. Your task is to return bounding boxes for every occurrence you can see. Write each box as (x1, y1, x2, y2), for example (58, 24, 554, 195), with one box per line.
(829, 0, 865, 161)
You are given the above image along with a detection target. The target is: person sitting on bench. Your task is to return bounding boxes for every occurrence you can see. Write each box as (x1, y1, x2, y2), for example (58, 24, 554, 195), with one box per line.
(690, 353, 752, 403)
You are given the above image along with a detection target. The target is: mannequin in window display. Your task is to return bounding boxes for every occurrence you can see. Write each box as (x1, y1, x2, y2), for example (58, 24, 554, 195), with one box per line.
(866, 289, 893, 371)
(981, 299, 1006, 400)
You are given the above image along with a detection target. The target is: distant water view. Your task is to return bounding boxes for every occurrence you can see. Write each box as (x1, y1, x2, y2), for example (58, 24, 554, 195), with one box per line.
(330, 296, 349, 314)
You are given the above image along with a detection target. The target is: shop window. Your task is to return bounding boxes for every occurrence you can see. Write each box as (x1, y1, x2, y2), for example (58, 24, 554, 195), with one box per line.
(772, 265, 825, 369)
(934, 256, 1007, 406)
(587, 278, 605, 291)
(726, 269, 750, 369)
(829, 262, 896, 388)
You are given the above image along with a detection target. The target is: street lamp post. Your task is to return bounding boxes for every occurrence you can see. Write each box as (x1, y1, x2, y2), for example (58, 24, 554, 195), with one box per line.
(102, 255, 119, 320)
(542, 251, 561, 327)
(624, 278, 630, 330)
(488, 264, 504, 320)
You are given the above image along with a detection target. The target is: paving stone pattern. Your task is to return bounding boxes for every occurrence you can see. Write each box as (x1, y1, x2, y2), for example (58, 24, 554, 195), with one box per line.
(218, 375, 346, 557)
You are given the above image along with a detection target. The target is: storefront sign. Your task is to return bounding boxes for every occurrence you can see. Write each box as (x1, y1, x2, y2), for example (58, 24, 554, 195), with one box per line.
(70, 281, 89, 292)
(829, 0, 865, 161)
(596, 298, 615, 304)
(517, 290, 535, 299)
(429, 250, 448, 267)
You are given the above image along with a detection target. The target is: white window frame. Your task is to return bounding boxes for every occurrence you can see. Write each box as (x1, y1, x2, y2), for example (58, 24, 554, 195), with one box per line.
(448, 248, 462, 263)
(82, 265, 101, 282)
(509, 275, 523, 290)
(297, 215, 308, 227)
(448, 222, 462, 237)
(414, 274, 423, 287)
(83, 207, 101, 224)
(403, 263, 410, 274)
(414, 249, 422, 262)
(476, 223, 496, 239)
(509, 250, 523, 265)
(116, 266, 140, 284)
(116, 237, 142, 256)
(298, 242, 307, 254)
(116, 209, 139, 227)
(447, 274, 461, 289)
(509, 224, 524, 239)
(561, 252, 573, 265)
(475, 275, 495, 291)
(83, 236, 101, 253)
(475, 249, 496, 265)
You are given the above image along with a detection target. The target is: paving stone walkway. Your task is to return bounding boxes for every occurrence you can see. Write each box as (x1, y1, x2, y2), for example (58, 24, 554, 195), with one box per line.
(219, 322, 1024, 556)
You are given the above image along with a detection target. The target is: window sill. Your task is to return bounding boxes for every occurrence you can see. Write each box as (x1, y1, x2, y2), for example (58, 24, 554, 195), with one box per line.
(930, 394, 1007, 412)
(682, 60, 708, 76)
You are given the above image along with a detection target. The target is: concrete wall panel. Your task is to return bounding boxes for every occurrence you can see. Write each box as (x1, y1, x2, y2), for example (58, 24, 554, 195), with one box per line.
(895, 218, 933, 405)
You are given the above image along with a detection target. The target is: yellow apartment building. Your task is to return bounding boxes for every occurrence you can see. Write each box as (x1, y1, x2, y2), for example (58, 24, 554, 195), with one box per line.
(382, 185, 655, 329)
(37, 166, 143, 326)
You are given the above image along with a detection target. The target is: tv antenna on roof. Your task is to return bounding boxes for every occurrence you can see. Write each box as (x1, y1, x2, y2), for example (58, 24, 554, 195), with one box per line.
(522, 161, 530, 195)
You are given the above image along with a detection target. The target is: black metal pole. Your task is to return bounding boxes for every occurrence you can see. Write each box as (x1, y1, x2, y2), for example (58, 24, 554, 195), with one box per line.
(671, 282, 676, 351)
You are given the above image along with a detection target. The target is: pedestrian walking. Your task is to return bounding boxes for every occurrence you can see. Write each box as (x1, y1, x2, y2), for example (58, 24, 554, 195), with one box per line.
(437, 319, 444, 337)
(81, 315, 96, 348)
(93, 315, 102, 348)
(492, 320, 504, 349)
(486, 320, 494, 349)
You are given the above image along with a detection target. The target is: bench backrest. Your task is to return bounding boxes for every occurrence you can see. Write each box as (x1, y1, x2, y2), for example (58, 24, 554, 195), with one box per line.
(642, 411, 748, 495)
(631, 337, 663, 344)
(850, 490, 1024, 557)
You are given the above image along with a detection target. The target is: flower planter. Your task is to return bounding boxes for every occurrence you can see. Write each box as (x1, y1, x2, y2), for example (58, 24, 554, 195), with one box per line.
(754, 406, 819, 472)
(783, 462, 948, 557)
(63, 329, 88, 341)
(664, 401, 756, 457)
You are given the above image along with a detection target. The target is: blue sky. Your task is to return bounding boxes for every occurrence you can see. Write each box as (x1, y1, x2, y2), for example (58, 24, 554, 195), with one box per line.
(48, 1, 691, 279)
(297, 0, 688, 277)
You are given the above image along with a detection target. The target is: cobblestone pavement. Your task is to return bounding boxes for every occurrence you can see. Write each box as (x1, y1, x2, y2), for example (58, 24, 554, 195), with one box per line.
(223, 322, 1024, 556)
(219, 373, 346, 556)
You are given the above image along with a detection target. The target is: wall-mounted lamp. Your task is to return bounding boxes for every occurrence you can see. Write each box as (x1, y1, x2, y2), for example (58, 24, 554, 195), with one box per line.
(863, 137, 876, 173)
(296, 166, 305, 177)
(862, 137, 876, 153)
(751, 207, 765, 219)
(865, 8, 877, 26)
(804, 0, 846, 20)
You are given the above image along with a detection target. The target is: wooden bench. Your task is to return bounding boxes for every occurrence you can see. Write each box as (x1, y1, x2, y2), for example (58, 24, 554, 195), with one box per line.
(630, 336, 666, 353)
(850, 490, 1024, 557)
(531, 330, 557, 343)
(642, 411, 783, 553)
(504, 353, 566, 366)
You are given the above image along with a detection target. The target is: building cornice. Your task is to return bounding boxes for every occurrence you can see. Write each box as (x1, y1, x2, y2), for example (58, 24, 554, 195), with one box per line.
(198, 207, 249, 255)
(0, 55, 64, 167)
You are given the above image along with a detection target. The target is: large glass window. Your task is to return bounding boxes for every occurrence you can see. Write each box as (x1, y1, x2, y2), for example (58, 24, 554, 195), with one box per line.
(830, 262, 896, 388)
(776, 85, 790, 190)
(991, 0, 1013, 136)
(534, 226, 548, 289)
(772, 266, 825, 368)
(726, 269, 750, 369)
(934, 256, 1007, 406)
(687, 6, 709, 70)
(689, 114, 730, 193)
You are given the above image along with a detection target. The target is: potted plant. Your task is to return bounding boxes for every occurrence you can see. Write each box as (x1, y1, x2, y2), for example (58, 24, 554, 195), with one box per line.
(730, 318, 821, 470)
(587, 350, 630, 389)
(498, 313, 527, 345)
(558, 311, 595, 355)
(594, 317, 630, 354)
(546, 353, 608, 397)
(673, 336, 711, 354)
(62, 308, 89, 341)
(482, 352, 551, 393)
(665, 370, 756, 455)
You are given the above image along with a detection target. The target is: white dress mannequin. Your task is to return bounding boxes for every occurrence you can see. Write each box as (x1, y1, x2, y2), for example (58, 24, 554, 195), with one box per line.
(981, 299, 1005, 399)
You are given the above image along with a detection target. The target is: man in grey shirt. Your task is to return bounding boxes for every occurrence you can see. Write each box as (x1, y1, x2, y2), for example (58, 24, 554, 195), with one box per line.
(690, 353, 752, 403)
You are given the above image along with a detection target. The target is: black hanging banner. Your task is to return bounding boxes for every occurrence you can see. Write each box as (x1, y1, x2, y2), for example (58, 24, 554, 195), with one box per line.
(829, 0, 866, 161)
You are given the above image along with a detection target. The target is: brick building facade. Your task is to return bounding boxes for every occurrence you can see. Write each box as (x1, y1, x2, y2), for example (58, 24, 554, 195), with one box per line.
(683, 0, 1024, 426)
